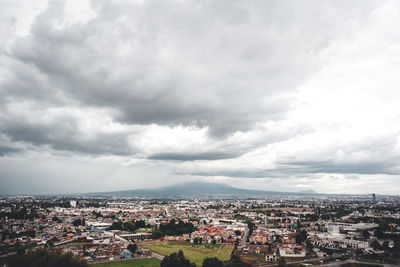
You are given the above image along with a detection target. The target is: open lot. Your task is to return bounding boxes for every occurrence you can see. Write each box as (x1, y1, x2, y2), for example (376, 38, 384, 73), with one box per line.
(142, 241, 234, 266)
(93, 257, 161, 267)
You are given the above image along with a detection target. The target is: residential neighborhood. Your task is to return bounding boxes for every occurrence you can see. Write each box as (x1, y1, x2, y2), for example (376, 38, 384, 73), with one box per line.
(1, 194, 400, 266)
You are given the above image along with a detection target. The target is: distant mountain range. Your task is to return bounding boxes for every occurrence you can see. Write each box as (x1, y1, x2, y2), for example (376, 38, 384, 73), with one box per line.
(298, 189, 318, 194)
(86, 181, 322, 198)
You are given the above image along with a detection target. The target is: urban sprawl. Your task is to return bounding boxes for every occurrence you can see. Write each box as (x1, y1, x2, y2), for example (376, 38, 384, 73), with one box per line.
(1, 194, 400, 266)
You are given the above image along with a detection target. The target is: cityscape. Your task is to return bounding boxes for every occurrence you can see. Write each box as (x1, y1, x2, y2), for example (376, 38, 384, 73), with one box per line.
(1, 185, 400, 267)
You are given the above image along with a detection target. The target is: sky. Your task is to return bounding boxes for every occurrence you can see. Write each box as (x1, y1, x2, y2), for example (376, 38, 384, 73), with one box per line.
(1, 0, 400, 195)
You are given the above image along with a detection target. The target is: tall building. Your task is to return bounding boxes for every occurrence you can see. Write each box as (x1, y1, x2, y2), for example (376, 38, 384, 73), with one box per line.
(70, 200, 77, 208)
(372, 193, 376, 204)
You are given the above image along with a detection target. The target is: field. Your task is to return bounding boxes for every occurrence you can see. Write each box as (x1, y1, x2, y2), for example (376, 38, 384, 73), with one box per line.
(93, 257, 161, 267)
(142, 241, 234, 266)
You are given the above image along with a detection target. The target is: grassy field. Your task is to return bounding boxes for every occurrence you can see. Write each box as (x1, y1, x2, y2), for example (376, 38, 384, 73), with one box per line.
(142, 241, 234, 266)
(93, 257, 161, 267)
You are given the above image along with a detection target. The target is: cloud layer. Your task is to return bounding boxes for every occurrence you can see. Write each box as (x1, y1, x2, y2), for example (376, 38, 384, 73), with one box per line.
(1, 0, 400, 194)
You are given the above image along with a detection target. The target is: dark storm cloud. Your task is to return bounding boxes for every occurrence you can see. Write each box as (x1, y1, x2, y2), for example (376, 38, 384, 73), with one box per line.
(0, 145, 20, 156)
(176, 131, 400, 178)
(0, 109, 134, 156)
(148, 151, 239, 161)
(185, 170, 289, 179)
(2, 0, 380, 141)
(276, 133, 400, 175)
(182, 160, 400, 178)
(277, 161, 397, 175)
(2, 0, 400, 194)
(4, 124, 132, 156)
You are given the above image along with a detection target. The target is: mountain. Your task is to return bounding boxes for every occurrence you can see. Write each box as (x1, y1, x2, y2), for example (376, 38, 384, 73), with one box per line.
(86, 181, 321, 198)
(298, 189, 318, 194)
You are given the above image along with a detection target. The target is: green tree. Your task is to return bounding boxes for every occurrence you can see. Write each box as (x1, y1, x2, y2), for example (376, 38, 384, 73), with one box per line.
(135, 220, 146, 228)
(161, 250, 196, 267)
(370, 240, 381, 251)
(127, 243, 138, 254)
(362, 230, 370, 239)
(382, 241, 389, 251)
(305, 240, 313, 249)
(52, 216, 61, 223)
(108, 221, 123, 230)
(202, 257, 222, 267)
(72, 219, 82, 226)
(295, 230, 307, 244)
(125, 221, 136, 232)
(374, 229, 385, 239)
(7, 248, 88, 267)
(278, 257, 286, 267)
(226, 255, 251, 267)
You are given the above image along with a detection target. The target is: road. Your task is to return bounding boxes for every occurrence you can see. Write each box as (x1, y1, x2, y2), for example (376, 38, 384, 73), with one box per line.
(240, 226, 250, 248)
(151, 252, 164, 260)
(253, 257, 400, 267)
(325, 259, 399, 267)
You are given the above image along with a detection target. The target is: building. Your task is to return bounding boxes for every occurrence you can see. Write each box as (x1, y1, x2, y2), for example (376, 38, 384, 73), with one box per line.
(70, 201, 77, 208)
(265, 253, 278, 262)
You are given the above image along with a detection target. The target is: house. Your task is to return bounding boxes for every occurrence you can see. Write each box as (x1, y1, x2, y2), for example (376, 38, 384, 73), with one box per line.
(122, 250, 132, 259)
(278, 244, 306, 258)
(265, 253, 278, 262)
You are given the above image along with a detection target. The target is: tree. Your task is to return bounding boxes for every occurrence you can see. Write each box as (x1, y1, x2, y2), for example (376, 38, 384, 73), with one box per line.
(382, 241, 389, 251)
(127, 244, 138, 254)
(295, 230, 307, 244)
(135, 220, 146, 228)
(370, 240, 381, 251)
(108, 221, 123, 230)
(72, 219, 82, 227)
(203, 257, 222, 267)
(362, 230, 370, 240)
(226, 255, 251, 267)
(305, 240, 314, 249)
(374, 229, 385, 239)
(6, 248, 88, 267)
(278, 257, 286, 267)
(125, 221, 136, 232)
(158, 220, 195, 236)
(92, 210, 103, 218)
(161, 250, 196, 267)
(52, 216, 61, 223)
(212, 239, 217, 245)
(48, 236, 59, 245)
(247, 221, 255, 234)
(355, 249, 363, 257)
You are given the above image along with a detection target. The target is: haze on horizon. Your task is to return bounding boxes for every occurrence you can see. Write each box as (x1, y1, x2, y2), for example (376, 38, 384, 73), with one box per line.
(1, 0, 400, 195)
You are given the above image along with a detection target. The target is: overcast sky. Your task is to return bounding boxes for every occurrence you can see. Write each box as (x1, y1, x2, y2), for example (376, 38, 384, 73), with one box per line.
(1, 0, 400, 195)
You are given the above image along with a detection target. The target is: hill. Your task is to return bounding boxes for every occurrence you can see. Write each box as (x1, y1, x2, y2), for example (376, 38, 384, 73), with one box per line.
(86, 181, 320, 198)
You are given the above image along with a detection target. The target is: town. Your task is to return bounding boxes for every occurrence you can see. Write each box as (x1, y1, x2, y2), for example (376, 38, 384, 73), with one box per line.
(1, 194, 400, 267)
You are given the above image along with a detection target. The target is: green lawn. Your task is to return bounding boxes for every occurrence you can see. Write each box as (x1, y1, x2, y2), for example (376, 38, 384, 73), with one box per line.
(93, 257, 161, 267)
(142, 241, 234, 266)
(134, 228, 153, 233)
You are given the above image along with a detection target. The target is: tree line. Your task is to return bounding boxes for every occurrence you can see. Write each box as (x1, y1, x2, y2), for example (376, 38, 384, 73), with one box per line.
(153, 219, 195, 238)
(161, 250, 251, 267)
